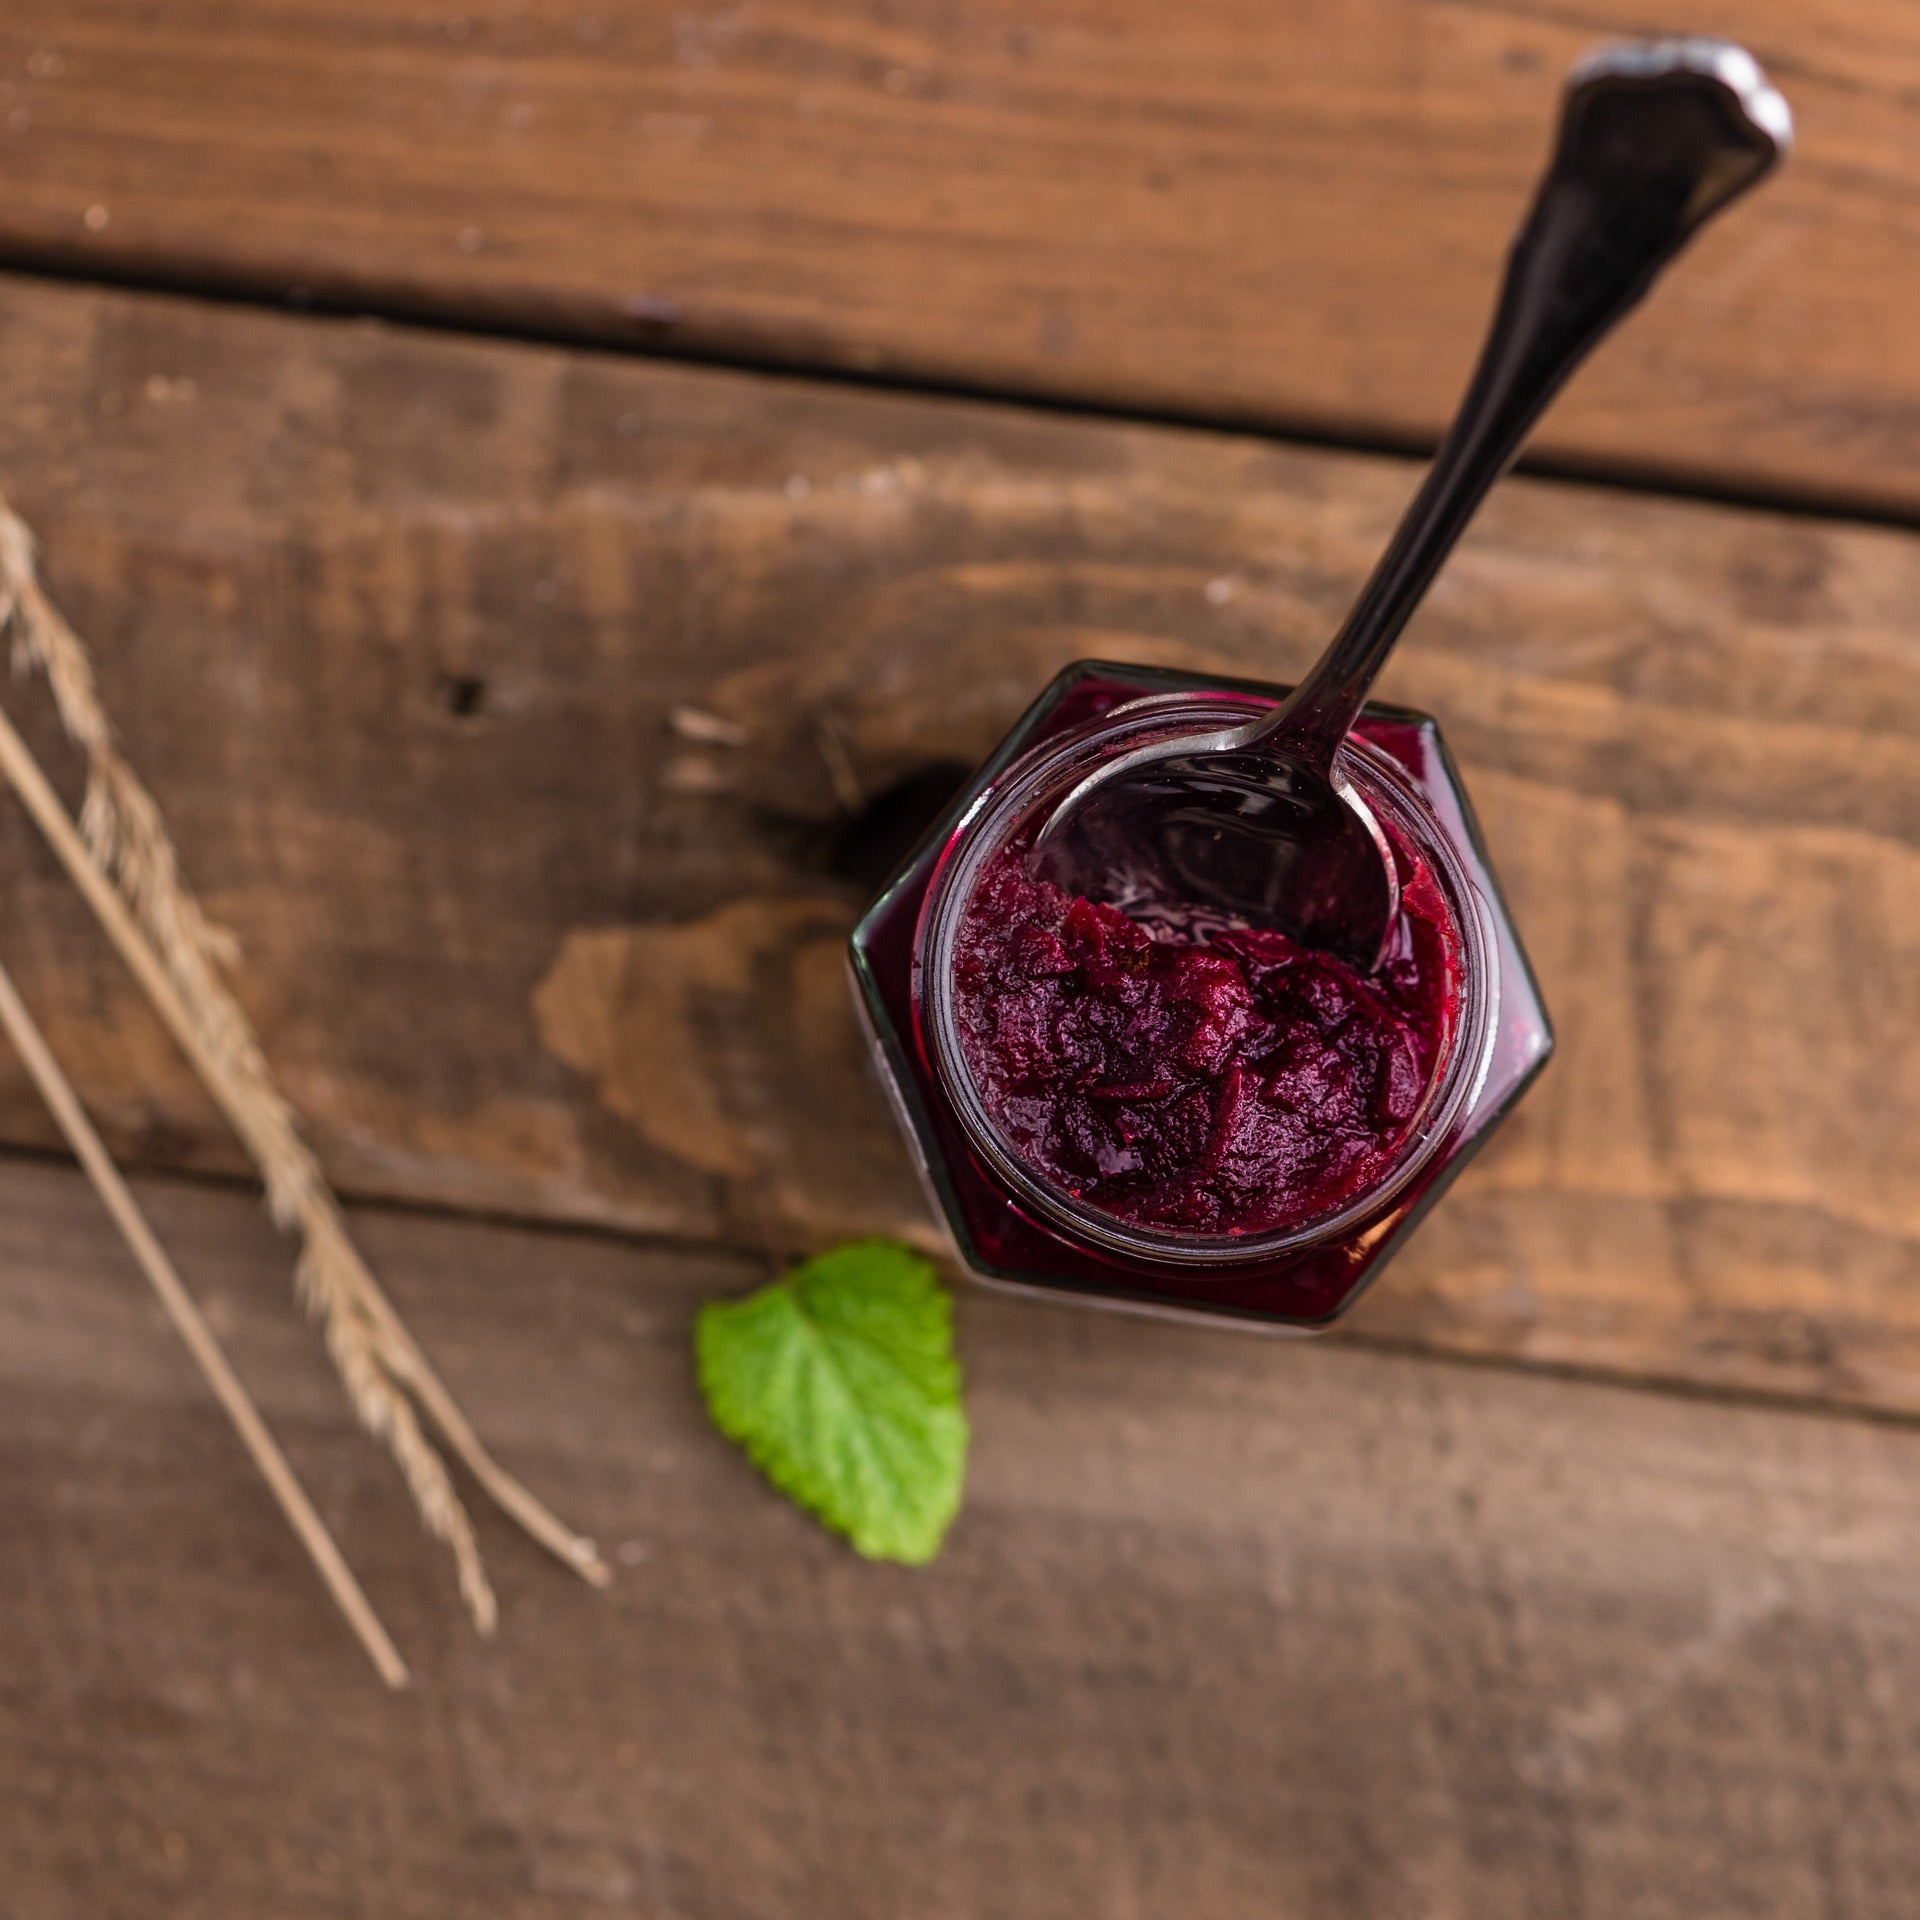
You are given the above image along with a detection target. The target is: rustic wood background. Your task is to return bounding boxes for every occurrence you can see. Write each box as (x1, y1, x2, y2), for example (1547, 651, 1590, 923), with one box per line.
(8, 1154, 1920, 1918)
(8, 2, 1920, 511)
(0, 6, 1917, 1914)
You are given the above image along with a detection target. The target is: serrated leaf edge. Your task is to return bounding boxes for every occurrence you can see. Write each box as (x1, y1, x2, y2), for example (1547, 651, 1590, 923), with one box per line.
(695, 1249, 967, 1565)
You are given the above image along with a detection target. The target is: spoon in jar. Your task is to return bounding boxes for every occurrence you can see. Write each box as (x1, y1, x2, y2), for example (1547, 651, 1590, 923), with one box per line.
(1030, 39, 1791, 970)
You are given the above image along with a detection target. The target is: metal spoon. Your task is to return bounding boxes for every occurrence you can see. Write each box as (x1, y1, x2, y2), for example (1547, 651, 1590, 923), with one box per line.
(1030, 39, 1791, 970)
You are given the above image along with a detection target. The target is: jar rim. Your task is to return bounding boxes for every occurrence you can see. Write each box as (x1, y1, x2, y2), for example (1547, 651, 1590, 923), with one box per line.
(914, 691, 1502, 1269)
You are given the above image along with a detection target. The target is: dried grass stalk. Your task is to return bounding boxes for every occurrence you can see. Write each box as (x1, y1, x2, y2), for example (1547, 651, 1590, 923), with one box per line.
(0, 497, 609, 1629)
(0, 950, 410, 1687)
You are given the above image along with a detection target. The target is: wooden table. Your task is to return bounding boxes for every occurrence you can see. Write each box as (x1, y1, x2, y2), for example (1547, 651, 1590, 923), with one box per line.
(2, 8, 1919, 1914)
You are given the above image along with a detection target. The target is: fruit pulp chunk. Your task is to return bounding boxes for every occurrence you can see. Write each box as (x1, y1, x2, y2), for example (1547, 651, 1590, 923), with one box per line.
(951, 837, 1459, 1235)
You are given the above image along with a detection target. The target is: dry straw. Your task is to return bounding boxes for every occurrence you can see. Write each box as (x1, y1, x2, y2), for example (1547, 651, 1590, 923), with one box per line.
(0, 948, 411, 1686)
(0, 496, 608, 1667)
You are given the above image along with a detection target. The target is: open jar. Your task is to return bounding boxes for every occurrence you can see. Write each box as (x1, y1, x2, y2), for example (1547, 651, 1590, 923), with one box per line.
(850, 661, 1553, 1329)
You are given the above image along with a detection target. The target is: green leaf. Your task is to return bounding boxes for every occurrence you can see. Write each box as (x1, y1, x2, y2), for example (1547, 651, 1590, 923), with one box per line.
(695, 1240, 968, 1564)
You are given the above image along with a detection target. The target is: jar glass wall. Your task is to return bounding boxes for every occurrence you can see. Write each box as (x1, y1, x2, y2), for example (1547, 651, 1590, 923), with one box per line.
(850, 661, 1553, 1330)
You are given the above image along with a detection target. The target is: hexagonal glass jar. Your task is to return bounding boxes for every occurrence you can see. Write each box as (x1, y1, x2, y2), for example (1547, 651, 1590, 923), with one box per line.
(849, 660, 1552, 1330)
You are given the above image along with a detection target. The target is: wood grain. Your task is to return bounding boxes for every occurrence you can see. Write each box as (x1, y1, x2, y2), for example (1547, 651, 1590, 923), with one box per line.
(4, 3, 1920, 512)
(0, 273, 1916, 1420)
(3, 1151, 1920, 1918)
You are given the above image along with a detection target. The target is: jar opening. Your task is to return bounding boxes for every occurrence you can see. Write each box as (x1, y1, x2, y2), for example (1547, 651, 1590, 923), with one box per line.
(915, 694, 1501, 1269)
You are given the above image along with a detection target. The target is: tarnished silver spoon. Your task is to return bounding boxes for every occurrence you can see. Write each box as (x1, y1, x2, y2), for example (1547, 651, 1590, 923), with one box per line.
(1031, 39, 1791, 970)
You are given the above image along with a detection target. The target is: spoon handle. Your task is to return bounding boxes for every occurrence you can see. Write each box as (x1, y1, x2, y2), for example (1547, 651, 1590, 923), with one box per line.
(1257, 40, 1791, 769)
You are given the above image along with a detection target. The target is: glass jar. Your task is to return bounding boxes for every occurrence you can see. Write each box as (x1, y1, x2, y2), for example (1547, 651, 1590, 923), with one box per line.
(850, 660, 1553, 1329)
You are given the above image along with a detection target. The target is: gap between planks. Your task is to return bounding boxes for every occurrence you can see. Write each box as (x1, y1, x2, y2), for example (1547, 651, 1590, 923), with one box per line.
(1, 251, 1917, 538)
(16, 1139, 1920, 1450)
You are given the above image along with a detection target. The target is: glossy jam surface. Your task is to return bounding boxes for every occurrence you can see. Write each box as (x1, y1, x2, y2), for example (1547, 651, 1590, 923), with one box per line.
(851, 662, 1553, 1326)
(951, 836, 1461, 1237)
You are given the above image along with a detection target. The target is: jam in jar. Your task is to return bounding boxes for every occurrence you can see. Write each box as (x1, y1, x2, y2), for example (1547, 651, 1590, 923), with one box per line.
(850, 661, 1552, 1329)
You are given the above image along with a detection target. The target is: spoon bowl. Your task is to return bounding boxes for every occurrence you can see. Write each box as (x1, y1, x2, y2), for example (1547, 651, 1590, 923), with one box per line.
(1030, 720, 1398, 969)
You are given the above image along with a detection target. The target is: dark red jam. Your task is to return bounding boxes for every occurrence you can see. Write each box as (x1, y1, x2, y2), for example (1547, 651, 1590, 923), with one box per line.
(851, 661, 1552, 1326)
(951, 838, 1461, 1237)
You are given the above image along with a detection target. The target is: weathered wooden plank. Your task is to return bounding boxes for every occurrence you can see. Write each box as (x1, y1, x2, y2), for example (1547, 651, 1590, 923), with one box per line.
(3, 3, 1919, 511)
(0, 274, 1916, 1418)
(1, 1152, 1918, 1918)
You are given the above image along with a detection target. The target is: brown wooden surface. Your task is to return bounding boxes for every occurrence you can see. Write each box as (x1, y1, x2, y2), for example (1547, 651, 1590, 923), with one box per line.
(2, 1150, 1917, 1919)
(5, 3, 1920, 513)
(1, 272, 1917, 1421)
(7, 7, 1914, 1904)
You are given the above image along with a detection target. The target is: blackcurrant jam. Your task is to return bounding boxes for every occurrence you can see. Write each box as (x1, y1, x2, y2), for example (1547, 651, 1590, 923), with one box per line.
(949, 834, 1461, 1237)
(850, 661, 1553, 1329)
